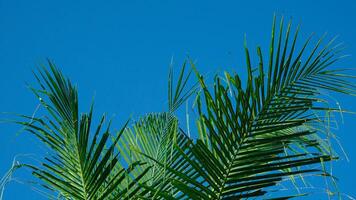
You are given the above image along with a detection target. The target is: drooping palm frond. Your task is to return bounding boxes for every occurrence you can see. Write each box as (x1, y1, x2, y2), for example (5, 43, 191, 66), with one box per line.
(17, 62, 150, 200)
(143, 16, 355, 199)
(117, 60, 198, 199)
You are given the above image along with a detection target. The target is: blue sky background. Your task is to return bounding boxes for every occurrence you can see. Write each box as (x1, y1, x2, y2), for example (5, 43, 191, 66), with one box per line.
(0, 0, 355, 199)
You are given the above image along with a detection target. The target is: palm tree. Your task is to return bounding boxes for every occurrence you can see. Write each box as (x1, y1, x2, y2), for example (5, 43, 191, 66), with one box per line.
(13, 16, 355, 199)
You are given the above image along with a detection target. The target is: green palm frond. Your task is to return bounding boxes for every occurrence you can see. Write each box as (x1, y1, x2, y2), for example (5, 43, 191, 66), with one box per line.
(144, 16, 355, 199)
(117, 60, 197, 199)
(17, 62, 149, 200)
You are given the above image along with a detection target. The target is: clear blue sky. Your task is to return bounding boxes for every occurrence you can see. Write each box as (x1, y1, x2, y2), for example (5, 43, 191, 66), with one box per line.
(0, 0, 355, 199)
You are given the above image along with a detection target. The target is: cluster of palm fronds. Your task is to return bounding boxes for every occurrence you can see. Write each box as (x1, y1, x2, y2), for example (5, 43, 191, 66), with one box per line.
(7, 16, 355, 199)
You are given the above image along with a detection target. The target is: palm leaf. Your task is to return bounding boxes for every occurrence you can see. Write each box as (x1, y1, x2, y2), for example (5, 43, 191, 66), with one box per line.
(117, 60, 197, 199)
(17, 62, 149, 200)
(146, 16, 355, 199)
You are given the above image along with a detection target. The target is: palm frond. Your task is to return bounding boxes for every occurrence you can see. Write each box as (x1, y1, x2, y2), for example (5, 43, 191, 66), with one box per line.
(17, 62, 149, 200)
(145, 16, 355, 199)
(117, 60, 197, 199)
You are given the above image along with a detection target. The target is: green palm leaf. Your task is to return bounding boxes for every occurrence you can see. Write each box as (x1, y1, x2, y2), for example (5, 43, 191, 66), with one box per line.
(145, 16, 355, 199)
(117, 61, 197, 199)
(18, 62, 149, 200)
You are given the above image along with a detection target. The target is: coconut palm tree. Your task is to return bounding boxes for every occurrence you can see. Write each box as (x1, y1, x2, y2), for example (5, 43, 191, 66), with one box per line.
(14, 16, 355, 199)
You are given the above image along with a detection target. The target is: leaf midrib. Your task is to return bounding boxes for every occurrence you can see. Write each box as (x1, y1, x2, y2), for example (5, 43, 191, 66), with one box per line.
(214, 71, 315, 199)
